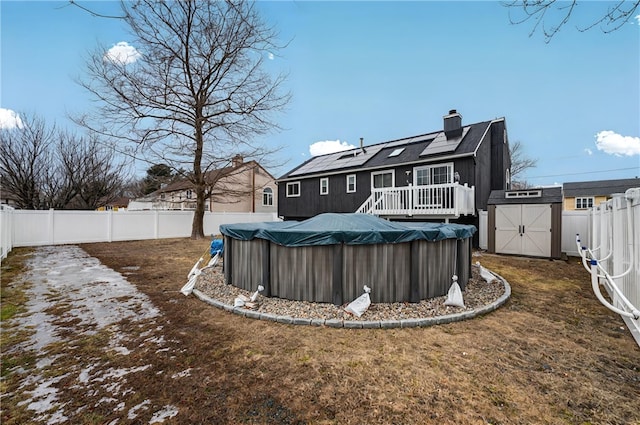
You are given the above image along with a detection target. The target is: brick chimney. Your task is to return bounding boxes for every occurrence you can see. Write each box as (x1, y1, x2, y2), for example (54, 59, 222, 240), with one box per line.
(443, 109, 463, 139)
(232, 154, 243, 167)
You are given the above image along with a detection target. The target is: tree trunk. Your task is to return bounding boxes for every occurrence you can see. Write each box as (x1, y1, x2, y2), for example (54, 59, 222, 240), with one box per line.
(191, 185, 206, 239)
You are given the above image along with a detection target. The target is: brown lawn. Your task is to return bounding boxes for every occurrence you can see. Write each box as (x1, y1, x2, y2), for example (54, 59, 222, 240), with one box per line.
(1, 238, 638, 424)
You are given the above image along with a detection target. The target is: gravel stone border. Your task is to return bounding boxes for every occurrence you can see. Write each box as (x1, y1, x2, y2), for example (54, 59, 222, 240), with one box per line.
(191, 265, 511, 329)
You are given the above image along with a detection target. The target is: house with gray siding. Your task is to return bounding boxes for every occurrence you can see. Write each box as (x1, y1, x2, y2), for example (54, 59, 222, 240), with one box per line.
(276, 110, 512, 238)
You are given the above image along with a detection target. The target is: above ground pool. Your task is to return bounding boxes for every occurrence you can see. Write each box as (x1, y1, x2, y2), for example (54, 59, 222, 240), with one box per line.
(219, 213, 476, 305)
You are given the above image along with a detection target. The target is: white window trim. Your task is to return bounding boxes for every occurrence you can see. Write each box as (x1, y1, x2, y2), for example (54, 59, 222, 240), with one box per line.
(413, 162, 454, 186)
(286, 181, 300, 198)
(371, 169, 395, 189)
(575, 197, 594, 210)
(320, 177, 329, 195)
(346, 174, 356, 193)
(262, 187, 273, 206)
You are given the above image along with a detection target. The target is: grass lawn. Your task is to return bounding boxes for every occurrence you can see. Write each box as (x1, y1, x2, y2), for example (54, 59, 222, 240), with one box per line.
(1, 238, 638, 424)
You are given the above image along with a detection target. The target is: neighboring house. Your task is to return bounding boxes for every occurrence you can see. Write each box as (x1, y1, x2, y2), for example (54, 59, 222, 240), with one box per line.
(128, 155, 277, 213)
(96, 196, 130, 211)
(0, 188, 19, 208)
(563, 178, 640, 211)
(277, 109, 511, 232)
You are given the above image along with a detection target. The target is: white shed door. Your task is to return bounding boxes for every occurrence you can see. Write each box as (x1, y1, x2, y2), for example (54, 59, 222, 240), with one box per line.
(495, 205, 523, 255)
(495, 204, 551, 257)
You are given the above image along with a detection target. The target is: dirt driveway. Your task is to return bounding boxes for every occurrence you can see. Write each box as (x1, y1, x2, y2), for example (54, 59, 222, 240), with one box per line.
(2, 238, 639, 424)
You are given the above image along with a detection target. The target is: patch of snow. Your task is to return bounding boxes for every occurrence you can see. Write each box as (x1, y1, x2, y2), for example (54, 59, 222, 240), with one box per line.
(149, 405, 179, 423)
(171, 368, 192, 379)
(128, 399, 151, 420)
(112, 346, 131, 355)
(5, 245, 164, 424)
(18, 374, 68, 417)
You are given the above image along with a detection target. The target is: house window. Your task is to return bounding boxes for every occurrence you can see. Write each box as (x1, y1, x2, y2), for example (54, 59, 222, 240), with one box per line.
(286, 182, 300, 197)
(346, 174, 356, 193)
(320, 178, 329, 195)
(371, 170, 394, 189)
(414, 163, 453, 186)
(414, 163, 454, 207)
(575, 197, 594, 209)
(262, 187, 273, 206)
(186, 190, 192, 199)
(506, 169, 511, 190)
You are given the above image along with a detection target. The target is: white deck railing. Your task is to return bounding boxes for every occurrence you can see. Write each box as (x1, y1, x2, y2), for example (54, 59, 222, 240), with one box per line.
(576, 188, 640, 347)
(356, 183, 475, 218)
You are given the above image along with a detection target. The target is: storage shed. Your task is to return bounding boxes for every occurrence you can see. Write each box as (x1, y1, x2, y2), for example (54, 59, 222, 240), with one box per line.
(487, 187, 562, 259)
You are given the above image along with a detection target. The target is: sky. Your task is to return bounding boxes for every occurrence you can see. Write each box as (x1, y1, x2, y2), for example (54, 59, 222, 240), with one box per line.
(1, 1, 639, 187)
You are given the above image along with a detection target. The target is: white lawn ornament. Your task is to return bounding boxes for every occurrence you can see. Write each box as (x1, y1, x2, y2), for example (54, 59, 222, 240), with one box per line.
(444, 275, 465, 308)
(345, 285, 372, 317)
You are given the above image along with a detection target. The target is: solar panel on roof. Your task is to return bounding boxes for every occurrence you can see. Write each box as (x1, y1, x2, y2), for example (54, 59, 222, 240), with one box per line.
(419, 127, 469, 157)
(288, 145, 384, 177)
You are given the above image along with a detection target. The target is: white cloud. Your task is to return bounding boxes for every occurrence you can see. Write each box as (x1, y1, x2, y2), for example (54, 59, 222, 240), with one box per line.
(584, 148, 593, 156)
(104, 42, 141, 65)
(595, 130, 640, 156)
(0, 108, 24, 130)
(635, 14, 640, 24)
(268, 52, 275, 60)
(309, 140, 356, 156)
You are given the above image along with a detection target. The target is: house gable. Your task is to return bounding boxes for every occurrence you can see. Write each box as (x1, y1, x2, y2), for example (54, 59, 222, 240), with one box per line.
(277, 110, 511, 221)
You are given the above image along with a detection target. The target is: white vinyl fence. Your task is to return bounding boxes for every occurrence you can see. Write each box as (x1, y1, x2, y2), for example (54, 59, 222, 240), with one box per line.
(1, 205, 14, 261)
(0, 209, 279, 258)
(578, 189, 640, 346)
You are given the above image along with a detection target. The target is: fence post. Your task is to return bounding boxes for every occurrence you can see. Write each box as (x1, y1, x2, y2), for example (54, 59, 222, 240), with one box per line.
(154, 210, 159, 239)
(48, 208, 55, 245)
(107, 210, 113, 243)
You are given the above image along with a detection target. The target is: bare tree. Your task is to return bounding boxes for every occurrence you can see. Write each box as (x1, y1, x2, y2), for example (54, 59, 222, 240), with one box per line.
(0, 114, 56, 209)
(75, 0, 289, 238)
(504, 0, 640, 42)
(509, 140, 538, 189)
(58, 133, 130, 210)
(1, 113, 129, 210)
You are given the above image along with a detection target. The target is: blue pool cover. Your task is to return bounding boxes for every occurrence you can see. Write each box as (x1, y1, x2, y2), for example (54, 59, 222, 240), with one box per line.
(219, 213, 476, 247)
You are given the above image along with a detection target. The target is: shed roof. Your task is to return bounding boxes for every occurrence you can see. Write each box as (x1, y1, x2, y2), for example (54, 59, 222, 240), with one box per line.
(488, 187, 563, 205)
(563, 178, 640, 197)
